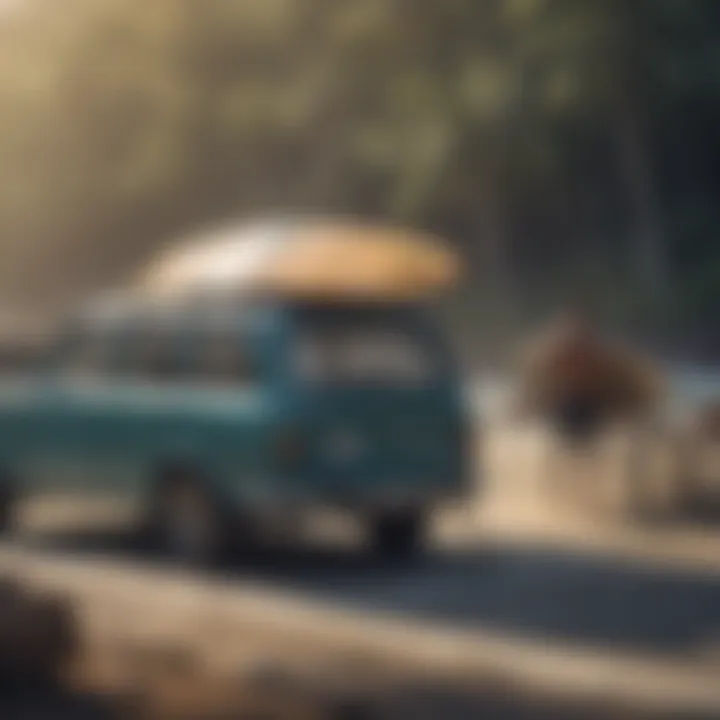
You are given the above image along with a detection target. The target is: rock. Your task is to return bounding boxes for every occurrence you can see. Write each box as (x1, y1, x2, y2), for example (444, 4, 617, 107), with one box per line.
(0, 576, 79, 683)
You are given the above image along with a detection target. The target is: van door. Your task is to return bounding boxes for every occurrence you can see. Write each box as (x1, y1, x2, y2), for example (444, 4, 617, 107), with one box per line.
(20, 323, 120, 519)
(97, 320, 196, 503)
(29, 319, 175, 523)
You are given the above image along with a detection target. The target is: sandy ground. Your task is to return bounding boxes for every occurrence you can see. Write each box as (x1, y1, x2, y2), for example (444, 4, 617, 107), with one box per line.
(2, 424, 720, 718)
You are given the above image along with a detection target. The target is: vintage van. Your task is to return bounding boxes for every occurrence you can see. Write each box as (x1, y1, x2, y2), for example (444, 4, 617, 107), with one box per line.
(0, 220, 473, 562)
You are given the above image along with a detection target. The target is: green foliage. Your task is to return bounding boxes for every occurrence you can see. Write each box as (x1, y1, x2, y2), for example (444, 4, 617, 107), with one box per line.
(0, 0, 716, 354)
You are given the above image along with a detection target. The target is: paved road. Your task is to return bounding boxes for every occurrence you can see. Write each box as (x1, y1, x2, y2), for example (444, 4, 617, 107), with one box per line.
(10, 511, 720, 657)
(231, 541, 720, 655)
(3, 508, 720, 716)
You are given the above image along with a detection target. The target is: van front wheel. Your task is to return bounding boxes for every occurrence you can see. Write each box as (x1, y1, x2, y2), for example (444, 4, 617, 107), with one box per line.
(369, 511, 427, 559)
(148, 474, 227, 566)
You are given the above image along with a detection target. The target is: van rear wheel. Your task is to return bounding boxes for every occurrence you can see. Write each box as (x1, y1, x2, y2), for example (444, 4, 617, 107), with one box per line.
(0, 477, 17, 537)
(369, 511, 426, 560)
(149, 475, 227, 566)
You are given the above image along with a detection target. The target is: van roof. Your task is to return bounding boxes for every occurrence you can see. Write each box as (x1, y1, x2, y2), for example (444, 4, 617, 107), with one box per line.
(134, 218, 461, 303)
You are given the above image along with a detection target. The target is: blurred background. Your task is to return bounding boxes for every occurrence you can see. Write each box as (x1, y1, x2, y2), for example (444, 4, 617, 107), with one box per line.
(1, 2, 720, 718)
(0, 0, 718, 364)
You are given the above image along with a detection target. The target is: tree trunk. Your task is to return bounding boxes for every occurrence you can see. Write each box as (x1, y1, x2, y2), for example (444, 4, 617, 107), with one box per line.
(612, 97, 669, 303)
(475, 169, 517, 327)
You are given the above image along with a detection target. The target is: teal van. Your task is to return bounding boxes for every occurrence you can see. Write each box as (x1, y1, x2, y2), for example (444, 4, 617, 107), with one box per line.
(0, 223, 473, 562)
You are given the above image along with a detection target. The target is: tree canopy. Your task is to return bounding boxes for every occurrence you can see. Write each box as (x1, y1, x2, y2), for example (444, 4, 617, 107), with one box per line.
(0, 0, 718, 358)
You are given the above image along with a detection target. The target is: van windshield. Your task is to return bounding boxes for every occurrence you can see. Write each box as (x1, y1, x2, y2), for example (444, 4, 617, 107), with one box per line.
(291, 304, 444, 386)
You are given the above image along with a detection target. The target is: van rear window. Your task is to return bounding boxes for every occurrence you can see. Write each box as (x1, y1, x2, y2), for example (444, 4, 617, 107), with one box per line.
(292, 305, 440, 385)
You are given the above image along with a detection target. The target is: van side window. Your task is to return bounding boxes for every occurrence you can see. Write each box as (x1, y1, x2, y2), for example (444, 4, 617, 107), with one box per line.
(123, 325, 188, 381)
(59, 326, 111, 377)
(0, 336, 46, 374)
(194, 331, 256, 385)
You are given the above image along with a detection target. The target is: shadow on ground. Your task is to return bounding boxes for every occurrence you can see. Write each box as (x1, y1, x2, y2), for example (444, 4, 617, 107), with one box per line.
(679, 495, 720, 526)
(15, 525, 720, 658)
(0, 665, 713, 719)
(0, 679, 120, 720)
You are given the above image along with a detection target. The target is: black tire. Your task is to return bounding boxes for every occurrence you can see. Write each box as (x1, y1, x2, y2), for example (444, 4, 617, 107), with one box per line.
(369, 512, 426, 560)
(147, 470, 228, 566)
(0, 480, 17, 537)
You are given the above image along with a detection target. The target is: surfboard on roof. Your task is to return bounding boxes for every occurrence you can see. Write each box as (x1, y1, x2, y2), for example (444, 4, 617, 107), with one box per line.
(136, 217, 462, 302)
